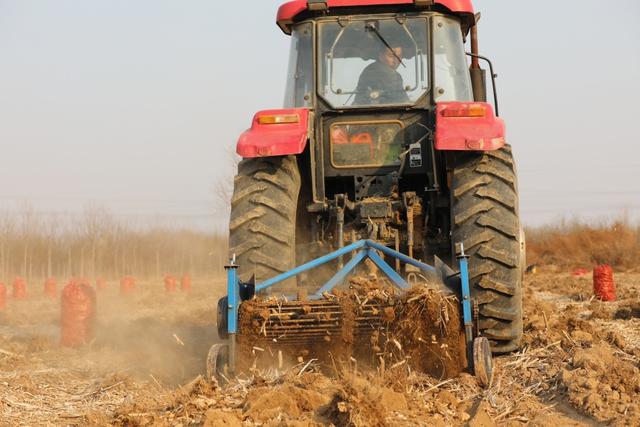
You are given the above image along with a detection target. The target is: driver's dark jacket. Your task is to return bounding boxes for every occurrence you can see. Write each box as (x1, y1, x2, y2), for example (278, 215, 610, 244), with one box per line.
(354, 61, 410, 105)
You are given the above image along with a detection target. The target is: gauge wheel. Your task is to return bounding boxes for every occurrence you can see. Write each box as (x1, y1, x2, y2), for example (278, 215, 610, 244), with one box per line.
(473, 336, 493, 388)
(206, 343, 230, 383)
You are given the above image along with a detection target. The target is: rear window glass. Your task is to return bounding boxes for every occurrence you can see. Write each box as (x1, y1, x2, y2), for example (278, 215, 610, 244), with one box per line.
(330, 121, 404, 168)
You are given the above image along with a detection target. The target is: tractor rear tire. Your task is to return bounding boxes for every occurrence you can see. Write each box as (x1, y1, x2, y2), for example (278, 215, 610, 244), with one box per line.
(451, 145, 523, 353)
(228, 156, 301, 287)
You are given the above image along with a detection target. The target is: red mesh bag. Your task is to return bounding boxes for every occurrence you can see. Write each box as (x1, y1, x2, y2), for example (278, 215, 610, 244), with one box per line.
(96, 278, 107, 291)
(13, 277, 27, 299)
(164, 275, 177, 292)
(44, 277, 57, 300)
(61, 282, 96, 347)
(0, 282, 6, 310)
(180, 274, 192, 292)
(120, 276, 136, 295)
(593, 265, 616, 302)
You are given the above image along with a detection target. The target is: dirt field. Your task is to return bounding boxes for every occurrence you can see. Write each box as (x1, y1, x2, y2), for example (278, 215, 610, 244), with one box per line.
(0, 271, 639, 426)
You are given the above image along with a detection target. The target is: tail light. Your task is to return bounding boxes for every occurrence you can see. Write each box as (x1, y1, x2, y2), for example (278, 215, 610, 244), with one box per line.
(257, 113, 300, 125)
(441, 104, 487, 118)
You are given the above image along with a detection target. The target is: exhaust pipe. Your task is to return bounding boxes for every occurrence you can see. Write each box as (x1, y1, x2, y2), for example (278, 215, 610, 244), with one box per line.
(469, 19, 487, 103)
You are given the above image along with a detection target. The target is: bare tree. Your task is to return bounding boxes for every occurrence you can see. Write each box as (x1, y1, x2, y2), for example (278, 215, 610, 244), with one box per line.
(213, 146, 241, 215)
(0, 213, 15, 280)
(17, 203, 40, 282)
(0, 205, 227, 282)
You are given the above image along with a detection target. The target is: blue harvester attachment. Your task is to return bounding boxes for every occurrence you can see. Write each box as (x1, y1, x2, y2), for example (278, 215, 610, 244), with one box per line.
(207, 240, 493, 386)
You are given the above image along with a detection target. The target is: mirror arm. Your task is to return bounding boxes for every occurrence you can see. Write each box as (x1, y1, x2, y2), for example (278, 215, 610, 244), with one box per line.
(466, 52, 499, 117)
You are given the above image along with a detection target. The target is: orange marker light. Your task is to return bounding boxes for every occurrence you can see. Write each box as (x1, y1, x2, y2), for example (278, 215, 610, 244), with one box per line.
(257, 114, 300, 125)
(441, 104, 487, 118)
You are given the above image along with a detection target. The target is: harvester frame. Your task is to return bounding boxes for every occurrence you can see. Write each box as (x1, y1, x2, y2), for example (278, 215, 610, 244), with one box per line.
(209, 240, 493, 386)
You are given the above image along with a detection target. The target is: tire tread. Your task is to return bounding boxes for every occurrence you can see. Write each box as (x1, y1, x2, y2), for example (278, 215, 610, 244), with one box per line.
(451, 146, 523, 354)
(229, 156, 301, 286)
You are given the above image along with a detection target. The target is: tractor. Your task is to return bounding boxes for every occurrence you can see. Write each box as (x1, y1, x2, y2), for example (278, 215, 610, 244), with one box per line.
(228, 0, 524, 356)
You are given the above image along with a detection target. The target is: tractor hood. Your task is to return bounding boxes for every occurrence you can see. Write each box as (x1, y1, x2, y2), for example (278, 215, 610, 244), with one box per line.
(277, 0, 475, 34)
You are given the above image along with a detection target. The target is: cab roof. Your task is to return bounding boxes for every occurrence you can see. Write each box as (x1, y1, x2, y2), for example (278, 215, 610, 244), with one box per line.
(277, 0, 475, 34)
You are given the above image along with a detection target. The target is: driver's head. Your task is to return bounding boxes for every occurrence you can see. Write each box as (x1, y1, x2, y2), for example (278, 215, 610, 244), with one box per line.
(379, 46, 403, 69)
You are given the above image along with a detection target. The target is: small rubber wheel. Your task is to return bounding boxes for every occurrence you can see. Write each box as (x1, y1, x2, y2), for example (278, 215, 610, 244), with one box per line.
(473, 337, 493, 388)
(217, 297, 229, 340)
(206, 343, 229, 383)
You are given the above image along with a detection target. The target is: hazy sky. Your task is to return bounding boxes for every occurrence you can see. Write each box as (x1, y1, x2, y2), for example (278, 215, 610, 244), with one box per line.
(1, 0, 639, 231)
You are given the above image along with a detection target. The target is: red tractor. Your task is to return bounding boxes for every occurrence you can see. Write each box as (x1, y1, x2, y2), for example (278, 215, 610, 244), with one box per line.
(229, 0, 524, 353)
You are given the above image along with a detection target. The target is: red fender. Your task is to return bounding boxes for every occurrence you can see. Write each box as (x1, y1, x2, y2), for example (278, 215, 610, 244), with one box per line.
(434, 102, 505, 151)
(236, 108, 310, 158)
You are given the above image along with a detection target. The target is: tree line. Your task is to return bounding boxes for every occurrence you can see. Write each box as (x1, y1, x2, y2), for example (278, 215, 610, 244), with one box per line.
(0, 207, 228, 285)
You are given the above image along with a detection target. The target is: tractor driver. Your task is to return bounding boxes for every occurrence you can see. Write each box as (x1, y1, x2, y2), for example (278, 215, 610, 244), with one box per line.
(354, 45, 410, 105)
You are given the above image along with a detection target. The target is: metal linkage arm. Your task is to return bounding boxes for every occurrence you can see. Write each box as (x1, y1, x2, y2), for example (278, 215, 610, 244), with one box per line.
(366, 240, 436, 273)
(312, 250, 368, 298)
(456, 244, 474, 368)
(366, 249, 410, 289)
(225, 263, 239, 334)
(255, 240, 366, 292)
(255, 239, 437, 293)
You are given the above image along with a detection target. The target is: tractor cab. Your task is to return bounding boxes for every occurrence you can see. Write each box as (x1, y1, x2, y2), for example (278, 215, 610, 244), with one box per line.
(284, 11, 474, 110)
